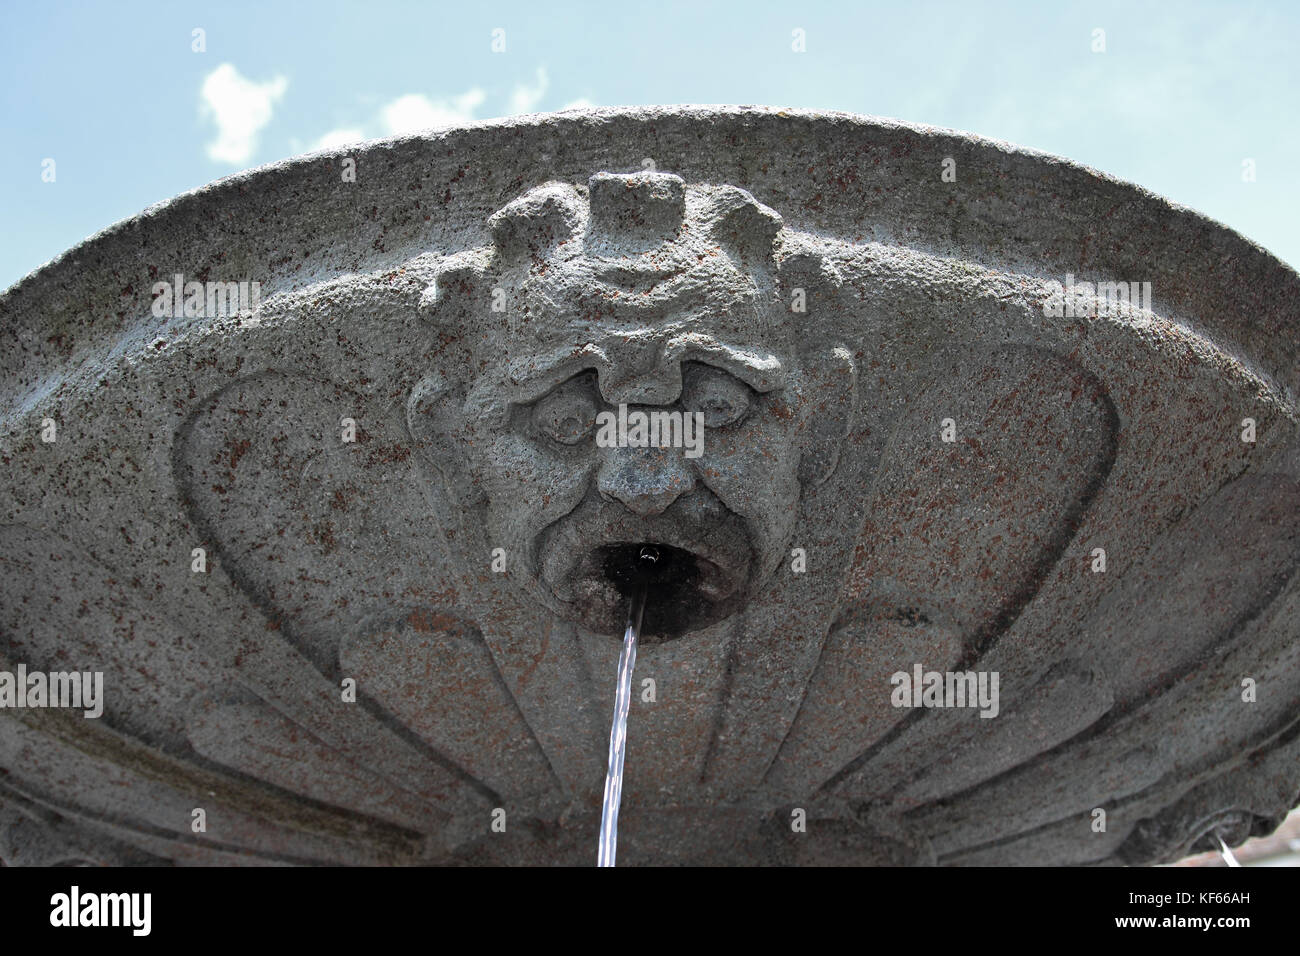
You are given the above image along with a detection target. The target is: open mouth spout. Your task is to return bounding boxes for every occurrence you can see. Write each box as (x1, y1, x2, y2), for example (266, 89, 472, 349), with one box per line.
(591, 541, 746, 639)
(535, 488, 756, 639)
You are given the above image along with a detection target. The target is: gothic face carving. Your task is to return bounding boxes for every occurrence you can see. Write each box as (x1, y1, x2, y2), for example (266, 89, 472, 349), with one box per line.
(410, 172, 854, 636)
(505, 362, 786, 637)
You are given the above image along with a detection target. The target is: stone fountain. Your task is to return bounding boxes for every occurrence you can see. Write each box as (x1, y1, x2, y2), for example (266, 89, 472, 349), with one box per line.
(1, 107, 1297, 866)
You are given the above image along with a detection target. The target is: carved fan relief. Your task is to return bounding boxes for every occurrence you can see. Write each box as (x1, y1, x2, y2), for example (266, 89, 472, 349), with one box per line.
(1, 111, 1297, 867)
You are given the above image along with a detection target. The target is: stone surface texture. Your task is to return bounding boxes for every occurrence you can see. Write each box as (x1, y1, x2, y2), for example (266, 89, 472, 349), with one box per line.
(1, 107, 1298, 866)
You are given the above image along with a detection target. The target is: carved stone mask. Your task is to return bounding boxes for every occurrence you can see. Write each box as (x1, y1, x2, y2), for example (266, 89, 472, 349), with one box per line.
(408, 172, 855, 637)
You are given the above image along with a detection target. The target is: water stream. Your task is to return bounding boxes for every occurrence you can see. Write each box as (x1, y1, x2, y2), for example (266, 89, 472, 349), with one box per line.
(596, 549, 654, 866)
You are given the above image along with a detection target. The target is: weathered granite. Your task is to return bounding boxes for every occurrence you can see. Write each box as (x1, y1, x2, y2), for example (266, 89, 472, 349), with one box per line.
(1, 107, 1297, 866)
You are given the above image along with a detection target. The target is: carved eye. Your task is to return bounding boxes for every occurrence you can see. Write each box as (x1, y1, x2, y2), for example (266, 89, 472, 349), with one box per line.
(681, 365, 752, 428)
(531, 379, 598, 445)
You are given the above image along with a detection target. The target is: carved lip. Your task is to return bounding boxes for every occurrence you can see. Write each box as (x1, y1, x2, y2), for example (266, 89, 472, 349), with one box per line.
(550, 540, 750, 639)
(552, 535, 745, 603)
(534, 491, 754, 637)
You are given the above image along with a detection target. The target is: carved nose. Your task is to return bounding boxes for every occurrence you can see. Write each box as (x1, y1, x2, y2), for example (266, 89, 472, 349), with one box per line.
(597, 448, 696, 516)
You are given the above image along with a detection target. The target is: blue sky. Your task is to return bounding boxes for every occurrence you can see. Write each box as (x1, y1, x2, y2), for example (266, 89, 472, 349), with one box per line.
(2, 0, 1298, 290)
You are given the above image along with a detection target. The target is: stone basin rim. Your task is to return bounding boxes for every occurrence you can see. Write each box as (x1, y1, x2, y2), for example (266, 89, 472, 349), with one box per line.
(4, 104, 1298, 302)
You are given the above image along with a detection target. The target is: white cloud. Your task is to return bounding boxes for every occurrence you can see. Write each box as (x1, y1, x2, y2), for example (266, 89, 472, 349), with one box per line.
(508, 68, 549, 115)
(312, 128, 367, 151)
(559, 97, 596, 111)
(200, 63, 288, 164)
(380, 89, 486, 135)
(308, 70, 590, 150)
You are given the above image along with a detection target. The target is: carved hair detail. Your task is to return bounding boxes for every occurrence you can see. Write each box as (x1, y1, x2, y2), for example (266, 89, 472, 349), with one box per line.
(418, 172, 844, 357)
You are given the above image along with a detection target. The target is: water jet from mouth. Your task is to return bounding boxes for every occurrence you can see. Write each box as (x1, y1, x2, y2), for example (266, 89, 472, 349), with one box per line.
(596, 551, 653, 867)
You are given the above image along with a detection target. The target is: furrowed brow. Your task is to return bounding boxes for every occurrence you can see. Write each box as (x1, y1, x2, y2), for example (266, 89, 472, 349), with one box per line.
(504, 344, 611, 405)
(666, 338, 786, 392)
